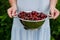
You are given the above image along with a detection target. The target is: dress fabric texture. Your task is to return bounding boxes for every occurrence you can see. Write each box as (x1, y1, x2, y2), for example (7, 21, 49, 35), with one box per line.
(11, 0, 51, 40)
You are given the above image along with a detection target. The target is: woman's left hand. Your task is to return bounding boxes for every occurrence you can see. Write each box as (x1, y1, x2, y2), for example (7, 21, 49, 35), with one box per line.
(50, 7, 60, 19)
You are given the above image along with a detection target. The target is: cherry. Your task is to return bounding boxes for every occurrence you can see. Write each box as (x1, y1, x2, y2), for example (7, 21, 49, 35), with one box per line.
(31, 11, 37, 15)
(18, 11, 47, 21)
(25, 15, 29, 20)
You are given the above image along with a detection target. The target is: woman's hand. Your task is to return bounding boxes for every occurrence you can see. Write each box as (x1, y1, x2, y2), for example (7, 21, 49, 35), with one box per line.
(50, 7, 60, 19)
(7, 5, 17, 18)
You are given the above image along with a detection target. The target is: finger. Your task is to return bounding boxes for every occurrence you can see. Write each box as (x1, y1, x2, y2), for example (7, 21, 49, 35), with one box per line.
(12, 9, 16, 17)
(50, 9, 54, 18)
(13, 12, 18, 17)
(7, 8, 12, 18)
(54, 9, 59, 19)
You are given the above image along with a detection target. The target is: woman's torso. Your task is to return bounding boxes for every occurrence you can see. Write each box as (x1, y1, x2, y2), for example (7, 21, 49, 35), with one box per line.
(17, 0, 50, 14)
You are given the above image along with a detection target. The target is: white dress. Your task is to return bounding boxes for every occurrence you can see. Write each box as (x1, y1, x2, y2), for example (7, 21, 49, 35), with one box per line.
(11, 0, 51, 40)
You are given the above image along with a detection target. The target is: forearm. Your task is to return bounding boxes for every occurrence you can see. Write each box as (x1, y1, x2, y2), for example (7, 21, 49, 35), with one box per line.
(50, 0, 58, 8)
(9, 0, 17, 6)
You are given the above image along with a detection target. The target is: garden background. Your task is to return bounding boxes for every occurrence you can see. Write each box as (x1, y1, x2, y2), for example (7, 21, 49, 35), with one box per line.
(0, 0, 60, 40)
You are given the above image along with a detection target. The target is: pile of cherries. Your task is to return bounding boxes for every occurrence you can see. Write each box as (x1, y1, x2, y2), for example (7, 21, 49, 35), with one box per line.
(18, 11, 47, 20)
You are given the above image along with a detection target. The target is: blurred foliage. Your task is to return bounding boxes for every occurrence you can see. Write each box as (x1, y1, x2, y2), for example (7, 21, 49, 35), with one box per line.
(0, 0, 12, 40)
(50, 0, 60, 40)
(0, 0, 60, 40)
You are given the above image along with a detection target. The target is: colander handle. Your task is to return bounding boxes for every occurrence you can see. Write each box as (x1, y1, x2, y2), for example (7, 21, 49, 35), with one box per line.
(47, 14, 53, 19)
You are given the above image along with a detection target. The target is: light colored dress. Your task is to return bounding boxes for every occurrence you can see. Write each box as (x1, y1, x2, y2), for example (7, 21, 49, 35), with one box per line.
(11, 0, 51, 40)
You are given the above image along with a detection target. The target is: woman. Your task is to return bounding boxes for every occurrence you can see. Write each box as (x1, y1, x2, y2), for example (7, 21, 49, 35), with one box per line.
(7, 0, 59, 40)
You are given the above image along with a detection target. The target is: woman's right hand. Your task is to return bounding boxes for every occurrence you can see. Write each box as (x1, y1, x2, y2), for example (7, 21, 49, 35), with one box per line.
(7, 5, 17, 18)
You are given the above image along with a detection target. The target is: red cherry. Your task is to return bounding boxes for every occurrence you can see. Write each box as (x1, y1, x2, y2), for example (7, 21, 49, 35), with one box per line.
(18, 11, 47, 20)
(25, 15, 29, 20)
(40, 13, 45, 18)
(20, 16, 25, 19)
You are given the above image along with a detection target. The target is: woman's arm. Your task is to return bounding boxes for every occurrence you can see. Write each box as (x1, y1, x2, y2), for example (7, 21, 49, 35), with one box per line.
(7, 0, 17, 18)
(50, 0, 60, 19)
(50, 0, 57, 8)
(9, 0, 17, 6)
